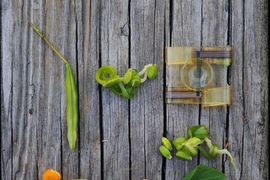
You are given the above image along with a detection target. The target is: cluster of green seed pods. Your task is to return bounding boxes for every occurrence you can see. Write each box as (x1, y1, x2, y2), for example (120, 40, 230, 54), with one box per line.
(159, 125, 236, 167)
(95, 64, 157, 99)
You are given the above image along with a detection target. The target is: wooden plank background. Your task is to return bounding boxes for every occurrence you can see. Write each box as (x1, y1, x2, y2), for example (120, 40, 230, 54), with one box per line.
(1, 0, 268, 179)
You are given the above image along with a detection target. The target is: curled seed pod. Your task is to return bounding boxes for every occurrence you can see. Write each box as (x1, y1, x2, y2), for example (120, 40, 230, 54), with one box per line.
(131, 69, 139, 76)
(125, 86, 136, 98)
(188, 125, 209, 140)
(172, 136, 187, 151)
(147, 64, 157, 79)
(159, 145, 172, 159)
(129, 76, 141, 87)
(103, 76, 121, 87)
(118, 82, 135, 99)
(161, 137, 173, 151)
(110, 85, 122, 96)
(176, 150, 192, 161)
(95, 66, 117, 86)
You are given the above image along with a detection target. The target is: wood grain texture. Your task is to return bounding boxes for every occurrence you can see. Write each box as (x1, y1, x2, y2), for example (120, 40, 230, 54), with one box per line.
(199, 0, 228, 171)
(129, 0, 165, 179)
(165, 1, 201, 179)
(1, 0, 268, 180)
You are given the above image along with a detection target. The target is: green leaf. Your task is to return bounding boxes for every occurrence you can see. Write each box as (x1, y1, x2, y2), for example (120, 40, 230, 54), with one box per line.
(183, 164, 226, 180)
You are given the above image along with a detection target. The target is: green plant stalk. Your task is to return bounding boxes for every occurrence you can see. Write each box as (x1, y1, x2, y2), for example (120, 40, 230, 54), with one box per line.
(201, 137, 236, 167)
(137, 64, 153, 76)
(29, 22, 79, 151)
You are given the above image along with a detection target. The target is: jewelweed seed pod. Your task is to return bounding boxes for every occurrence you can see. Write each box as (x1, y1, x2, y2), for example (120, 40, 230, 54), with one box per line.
(95, 66, 117, 86)
(129, 76, 141, 87)
(172, 136, 187, 151)
(209, 144, 219, 158)
(103, 76, 121, 87)
(123, 69, 133, 84)
(176, 150, 192, 161)
(161, 137, 173, 151)
(181, 145, 198, 156)
(188, 125, 209, 140)
(184, 137, 201, 147)
(159, 145, 172, 159)
(147, 64, 157, 79)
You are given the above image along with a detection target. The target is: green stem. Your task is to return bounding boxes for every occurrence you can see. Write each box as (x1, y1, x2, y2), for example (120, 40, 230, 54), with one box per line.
(204, 137, 212, 148)
(137, 64, 153, 76)
(118, 82, 134, 99)
(197, 146, 213, 159)
(140, 73, 148, 83)
(204, 137, 236, 167)
(29, 22, 69, 64)
(217, 149, 236, 167)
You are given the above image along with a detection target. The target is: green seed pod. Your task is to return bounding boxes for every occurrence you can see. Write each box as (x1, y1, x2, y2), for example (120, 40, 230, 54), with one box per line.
(182, 145, 198, 156)
(125, 86, 136, 98)
(103, 76, 121, 87)
(110, 85, 122, 96)
(185, 137, 201, 147)
(123, 69, 133, 84)
(131, 68, 139, 75)
(172, 136, 187, 151)
(161, 137, 173, 151)
(176, 150, 192, 161)
(159, 145, 172, 159)
(147, 64, 157, 79)
(209, 144, 219, 158)
(129, 76, 141, 87)
(118, 82, 135, 99)
(65, 64, 79, 151)
(95, 66, 117, 86)
(188, 125, 209, 140)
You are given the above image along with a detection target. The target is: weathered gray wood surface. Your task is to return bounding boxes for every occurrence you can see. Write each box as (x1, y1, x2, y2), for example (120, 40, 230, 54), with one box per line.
(1, 0, 268, 180)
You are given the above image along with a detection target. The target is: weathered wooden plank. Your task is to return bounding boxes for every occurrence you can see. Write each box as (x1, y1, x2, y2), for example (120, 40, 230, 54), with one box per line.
(2, 1, 41, 179)
(99, 0, 130, 179)
(129, 0, 165, 179)
(30, 1, 80, 179)
(199, 0, 229, 170)
(1, 1, 15, 179)
(1, 0, 268, 180)
(165, 1, 202, 179)
(226, 1, 245, 179)
(74, 0, 102, 179)
(228, 0, 269, 179)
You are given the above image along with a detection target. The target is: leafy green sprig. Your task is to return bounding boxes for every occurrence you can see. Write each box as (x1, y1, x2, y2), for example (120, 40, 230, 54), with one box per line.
(159, 125, 236, 167)
(95, 64, 157, 99)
